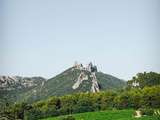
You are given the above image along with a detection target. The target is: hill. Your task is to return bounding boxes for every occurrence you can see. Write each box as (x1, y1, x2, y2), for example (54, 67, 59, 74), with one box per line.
(0, 76, 46, 106)
(21, 62, 126, 102)
(127, 72, 160, 89)
(0, 62, 126, 104)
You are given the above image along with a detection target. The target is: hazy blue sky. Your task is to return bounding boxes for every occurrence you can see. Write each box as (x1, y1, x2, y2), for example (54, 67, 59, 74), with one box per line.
(0, 0, 160, 80)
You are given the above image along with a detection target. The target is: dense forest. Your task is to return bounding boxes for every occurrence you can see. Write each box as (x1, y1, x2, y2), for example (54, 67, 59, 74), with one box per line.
(0, 72, 160, 120)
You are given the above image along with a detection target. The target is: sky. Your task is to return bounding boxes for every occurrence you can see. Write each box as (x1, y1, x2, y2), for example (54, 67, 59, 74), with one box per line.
(0, 0, 160, 80)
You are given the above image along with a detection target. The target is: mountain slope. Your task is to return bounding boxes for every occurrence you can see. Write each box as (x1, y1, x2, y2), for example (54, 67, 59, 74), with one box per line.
(96, 72, 125, 90)
(0, 76, 46, 106)
(0, 63, 126, 104)
(22, 67, 126, 102)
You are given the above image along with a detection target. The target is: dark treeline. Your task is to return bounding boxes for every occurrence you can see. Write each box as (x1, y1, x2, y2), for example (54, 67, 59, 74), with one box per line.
(2, 85, 160, 120)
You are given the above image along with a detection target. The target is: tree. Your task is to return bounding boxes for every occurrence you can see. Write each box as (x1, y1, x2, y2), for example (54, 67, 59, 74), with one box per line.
(127, 72, 160, 89)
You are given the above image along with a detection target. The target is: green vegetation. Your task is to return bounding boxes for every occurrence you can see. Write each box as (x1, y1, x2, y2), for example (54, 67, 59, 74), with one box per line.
(0, 76, 46, 107)
(1, 71, 160, 120)
(2, 85, 160, 120)
(21, 68, 125, 102)
(42, 109, 156, 120)
(0, 67, 125, 108)
(127, 72, 160, 89)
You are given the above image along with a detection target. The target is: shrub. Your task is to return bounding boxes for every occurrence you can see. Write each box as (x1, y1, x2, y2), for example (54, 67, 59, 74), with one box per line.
(154, 109, 160, 120)
(24, 108, 44, 120)
(4, 85, 160, 119)
(139, 108, 154, 116)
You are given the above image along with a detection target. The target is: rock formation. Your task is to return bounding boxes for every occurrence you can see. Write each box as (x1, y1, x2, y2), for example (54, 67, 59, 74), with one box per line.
(90, 72, 100, 92)
(72, 62, 100, 93)
(72, 72, 88, 89)
(0, 76, 46, 91)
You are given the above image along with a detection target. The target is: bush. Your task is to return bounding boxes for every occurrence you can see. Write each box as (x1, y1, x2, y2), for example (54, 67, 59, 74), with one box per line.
(5, 86, 160, 119)
(139, 108, 154, 116)
(24, 108, 44, 120)
(154, 109, 160, 120)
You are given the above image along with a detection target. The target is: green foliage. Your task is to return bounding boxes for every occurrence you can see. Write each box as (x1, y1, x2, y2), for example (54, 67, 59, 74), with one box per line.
(24, 108, 43, 120)
(114, 86, 160, 109)
(114, 92, 131, 109)
(5, 85, 160, 120)
(2, 70, 160, 120)
(139, 108, 154, 116)
(127, 72, 160, 89)
(0, 102, 32, 120)
(154, 109, 160, 120)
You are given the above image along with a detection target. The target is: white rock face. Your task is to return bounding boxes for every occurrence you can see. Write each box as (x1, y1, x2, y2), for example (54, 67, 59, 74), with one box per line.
(0, 76, 46, 91)
(72, 72, 88, 89)
(72, 62, 100, 93)
(91, 72, 100, 93)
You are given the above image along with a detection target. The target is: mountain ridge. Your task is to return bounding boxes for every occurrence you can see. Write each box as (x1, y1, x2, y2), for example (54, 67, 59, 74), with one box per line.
(20, 63, 126, 102)
(0, 63, 126, 105)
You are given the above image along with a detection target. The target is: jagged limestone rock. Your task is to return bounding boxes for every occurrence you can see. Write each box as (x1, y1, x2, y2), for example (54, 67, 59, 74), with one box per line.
(72, 62, 100, 93)
(90, 72, 100, 93)
(0, 76, 46, 91)
(72, 72, 88, 89)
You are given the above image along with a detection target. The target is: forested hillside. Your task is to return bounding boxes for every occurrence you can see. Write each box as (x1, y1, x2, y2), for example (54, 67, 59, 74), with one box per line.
(17, 66, 125, 103)
(1, 72, 159, 120)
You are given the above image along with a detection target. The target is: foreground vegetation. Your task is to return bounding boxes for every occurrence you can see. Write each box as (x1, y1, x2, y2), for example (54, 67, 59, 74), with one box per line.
(42, 109, 157, 120)
(1, 85, 159, 120)
(1, 72, 160, 120)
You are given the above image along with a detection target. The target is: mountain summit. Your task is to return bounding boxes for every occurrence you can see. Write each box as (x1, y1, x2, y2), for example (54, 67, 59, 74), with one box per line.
(72, 62, 99, 93)
(21, 62, 126, 102)
(0, 62, 126, 104)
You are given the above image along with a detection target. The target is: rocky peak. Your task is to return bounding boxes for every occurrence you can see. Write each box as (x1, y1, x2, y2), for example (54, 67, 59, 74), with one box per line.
(0, 76, 46, 91)
(72, 62, 100, 93)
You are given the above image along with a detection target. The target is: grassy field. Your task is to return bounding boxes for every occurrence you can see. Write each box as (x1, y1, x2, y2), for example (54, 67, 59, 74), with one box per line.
(41, 109, 156, 120)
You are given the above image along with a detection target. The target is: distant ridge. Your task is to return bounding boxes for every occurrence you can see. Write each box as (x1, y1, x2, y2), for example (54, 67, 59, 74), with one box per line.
(0, 62, 126, 105)
(21, 62, 126, 102)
